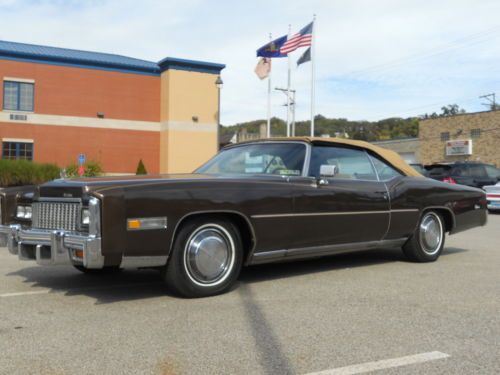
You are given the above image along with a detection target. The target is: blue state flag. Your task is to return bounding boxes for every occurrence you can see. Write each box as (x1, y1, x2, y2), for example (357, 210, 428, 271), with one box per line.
(256, 35, 288, 58)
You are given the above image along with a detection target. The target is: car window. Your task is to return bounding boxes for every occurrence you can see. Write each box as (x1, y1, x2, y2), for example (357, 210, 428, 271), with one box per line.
(468, 165, 487, 178)
(484, 165, 500, 179)
(309, 146, 377, 180)
(426, 166, 451, 177)
(369, 155, 403, 180)
(196, 143, 305, 176)
(450, 166, 467, 177)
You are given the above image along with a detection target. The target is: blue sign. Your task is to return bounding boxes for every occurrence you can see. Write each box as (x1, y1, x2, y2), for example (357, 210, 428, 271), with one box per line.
(78, 153, 86, 165)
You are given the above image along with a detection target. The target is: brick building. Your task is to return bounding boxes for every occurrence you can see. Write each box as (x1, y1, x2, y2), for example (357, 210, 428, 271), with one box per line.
(419, 110, 500, 167)
(0, 40, 225, 174)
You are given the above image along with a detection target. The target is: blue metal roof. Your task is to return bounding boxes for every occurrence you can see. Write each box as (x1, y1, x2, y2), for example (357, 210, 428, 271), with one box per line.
(0, 40, 225, 76)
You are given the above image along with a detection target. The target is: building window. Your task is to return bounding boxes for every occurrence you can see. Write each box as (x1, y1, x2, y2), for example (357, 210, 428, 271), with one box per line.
(470, 128, 481, 138)
(3, 81, 34, 111)
(440, 132, 450, 141)
(2, 141, 33, 160)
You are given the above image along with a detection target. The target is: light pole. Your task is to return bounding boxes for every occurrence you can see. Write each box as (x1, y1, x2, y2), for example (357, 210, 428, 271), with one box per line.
(215, 76, 223, 150)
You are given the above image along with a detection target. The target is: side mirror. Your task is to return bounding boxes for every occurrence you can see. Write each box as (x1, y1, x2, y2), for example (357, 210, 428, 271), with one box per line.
(319, 164, 338, 178)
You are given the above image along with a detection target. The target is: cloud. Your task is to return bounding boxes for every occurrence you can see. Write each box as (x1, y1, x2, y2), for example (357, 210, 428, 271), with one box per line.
(0, 0, 499, 124)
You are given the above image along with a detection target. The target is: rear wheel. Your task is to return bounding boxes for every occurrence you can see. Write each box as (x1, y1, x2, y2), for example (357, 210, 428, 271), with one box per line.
(163, 218, 243, 298)
(73, 265, 122, 274)
(403, 211, 445, 262)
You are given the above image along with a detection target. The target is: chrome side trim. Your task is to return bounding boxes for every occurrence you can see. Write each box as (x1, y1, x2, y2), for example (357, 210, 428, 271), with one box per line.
(251, 208, 418, 219)
(120, 255, 168, 268)
(250, 238, 408, 265)
(252, 210, 391, 219)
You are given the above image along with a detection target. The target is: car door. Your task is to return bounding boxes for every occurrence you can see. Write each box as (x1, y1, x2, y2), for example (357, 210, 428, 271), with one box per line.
(289, 144, 390, 250)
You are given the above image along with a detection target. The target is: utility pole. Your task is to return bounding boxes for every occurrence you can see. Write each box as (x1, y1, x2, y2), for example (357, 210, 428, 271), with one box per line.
(275, 87, 296, 136)
(479, 93, 497, 111)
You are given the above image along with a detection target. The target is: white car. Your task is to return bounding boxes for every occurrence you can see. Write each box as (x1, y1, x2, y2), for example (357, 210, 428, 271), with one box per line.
(484, 182, 500, 211)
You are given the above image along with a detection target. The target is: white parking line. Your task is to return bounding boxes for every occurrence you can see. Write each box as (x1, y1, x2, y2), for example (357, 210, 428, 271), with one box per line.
(0, 290, 50, 298)
(305, 351, 450, 375)
(0, 282, 163, 298)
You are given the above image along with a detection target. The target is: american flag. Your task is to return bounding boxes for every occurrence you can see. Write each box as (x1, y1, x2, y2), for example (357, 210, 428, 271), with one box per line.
(280, 22, 313, 55)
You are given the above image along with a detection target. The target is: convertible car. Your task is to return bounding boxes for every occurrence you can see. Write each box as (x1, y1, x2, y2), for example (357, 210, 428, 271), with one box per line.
(0, 138, 488, 297)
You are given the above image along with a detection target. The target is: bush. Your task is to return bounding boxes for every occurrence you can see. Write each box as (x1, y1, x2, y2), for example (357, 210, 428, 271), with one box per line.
(136, 159, 147, 175)
(65, 161, 103, 178)
(0, 159, 60, 187)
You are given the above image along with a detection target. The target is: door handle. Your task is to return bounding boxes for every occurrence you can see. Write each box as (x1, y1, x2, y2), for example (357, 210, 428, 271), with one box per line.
(375, 191, 389, 200)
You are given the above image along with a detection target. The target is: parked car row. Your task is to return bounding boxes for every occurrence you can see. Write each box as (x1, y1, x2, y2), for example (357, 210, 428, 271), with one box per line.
(419, 162, 500, 189)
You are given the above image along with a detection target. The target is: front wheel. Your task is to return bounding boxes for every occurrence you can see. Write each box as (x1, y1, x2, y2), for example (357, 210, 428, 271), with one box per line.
(403, 211, 445, 262)
(163, 218, 243, 298)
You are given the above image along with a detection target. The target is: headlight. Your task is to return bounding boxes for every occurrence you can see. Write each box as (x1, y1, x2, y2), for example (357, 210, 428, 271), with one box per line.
(16, 205, 32, 219)
(82, 208, 90, 225)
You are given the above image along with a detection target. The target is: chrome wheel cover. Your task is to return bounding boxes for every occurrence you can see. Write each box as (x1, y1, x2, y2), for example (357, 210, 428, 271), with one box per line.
(419, 212, 443, 255)
(184, 224, 235, 287)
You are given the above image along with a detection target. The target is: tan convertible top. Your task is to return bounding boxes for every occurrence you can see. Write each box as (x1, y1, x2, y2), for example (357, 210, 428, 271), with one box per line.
(260, 137, 422, 177)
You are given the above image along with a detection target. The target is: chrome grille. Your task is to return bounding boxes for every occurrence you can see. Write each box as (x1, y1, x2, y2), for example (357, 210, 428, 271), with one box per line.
(32, 202, 80, 231)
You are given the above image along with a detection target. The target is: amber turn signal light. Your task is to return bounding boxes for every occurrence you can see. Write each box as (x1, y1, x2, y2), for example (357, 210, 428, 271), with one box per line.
(127, 219, 141, 230)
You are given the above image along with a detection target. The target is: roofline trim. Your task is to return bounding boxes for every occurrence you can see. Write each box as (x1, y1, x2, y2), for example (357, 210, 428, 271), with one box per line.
(0, 54, 161, 76)
(158, 57, 225, 74)
(0, 44, 225, 76)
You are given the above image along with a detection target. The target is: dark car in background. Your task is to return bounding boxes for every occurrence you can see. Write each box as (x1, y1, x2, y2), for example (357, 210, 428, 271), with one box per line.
(425, 162, 500, 189)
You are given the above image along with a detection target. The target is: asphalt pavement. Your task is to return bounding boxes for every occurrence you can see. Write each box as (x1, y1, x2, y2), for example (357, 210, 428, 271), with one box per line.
(1, 214, 499, 375)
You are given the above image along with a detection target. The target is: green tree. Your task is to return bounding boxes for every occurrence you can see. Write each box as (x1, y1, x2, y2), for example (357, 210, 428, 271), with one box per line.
(136, 159, 147, 175)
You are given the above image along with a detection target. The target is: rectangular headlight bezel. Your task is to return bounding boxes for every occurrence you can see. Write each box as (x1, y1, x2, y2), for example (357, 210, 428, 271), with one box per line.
(16, 205, 32, 220)
(81, 208, 90, 226)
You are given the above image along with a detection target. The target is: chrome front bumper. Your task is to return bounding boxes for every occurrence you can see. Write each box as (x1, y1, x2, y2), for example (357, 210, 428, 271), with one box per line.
(0, 224, 104, 268)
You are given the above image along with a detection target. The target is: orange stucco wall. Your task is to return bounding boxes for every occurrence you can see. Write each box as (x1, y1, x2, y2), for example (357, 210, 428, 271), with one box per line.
(0, 60, 160, 122)
(0, 122, 159, 173)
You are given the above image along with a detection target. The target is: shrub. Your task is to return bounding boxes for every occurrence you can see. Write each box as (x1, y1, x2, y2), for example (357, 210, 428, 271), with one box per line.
(0, 159, 60, 187)
(65, 160, 104, 178)
(136, 159, 147, 175)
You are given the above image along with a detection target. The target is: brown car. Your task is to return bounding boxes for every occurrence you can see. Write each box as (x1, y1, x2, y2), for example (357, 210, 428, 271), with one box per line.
(0, 138, 488, 297)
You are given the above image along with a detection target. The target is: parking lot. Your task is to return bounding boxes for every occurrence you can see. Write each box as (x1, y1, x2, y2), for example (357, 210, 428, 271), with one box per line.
(0, 214, 499, 375)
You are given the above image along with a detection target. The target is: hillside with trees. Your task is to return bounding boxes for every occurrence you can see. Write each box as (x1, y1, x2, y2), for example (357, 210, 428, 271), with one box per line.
(221, 104, 467, 141)
(221, 115, 419, 141)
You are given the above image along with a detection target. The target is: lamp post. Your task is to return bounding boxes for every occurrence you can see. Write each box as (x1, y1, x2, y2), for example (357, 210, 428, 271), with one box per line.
(215, 76, 223, 150)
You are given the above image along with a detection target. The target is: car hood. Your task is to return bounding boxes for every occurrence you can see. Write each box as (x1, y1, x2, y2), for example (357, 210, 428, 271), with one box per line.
(36, 173, 250, 200)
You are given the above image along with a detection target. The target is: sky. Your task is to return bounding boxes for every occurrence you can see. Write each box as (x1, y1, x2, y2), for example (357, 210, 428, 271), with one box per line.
(0, 0, 499, 125)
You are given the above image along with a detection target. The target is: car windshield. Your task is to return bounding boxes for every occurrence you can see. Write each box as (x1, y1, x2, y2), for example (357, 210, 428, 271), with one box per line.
(196, 143, 306, 176)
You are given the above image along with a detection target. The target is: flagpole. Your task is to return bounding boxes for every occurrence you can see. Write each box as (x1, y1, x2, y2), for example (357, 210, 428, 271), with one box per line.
(286, 24, 292, 137)
(267, 34, 272, 138)
(310, 15, 316, 137)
